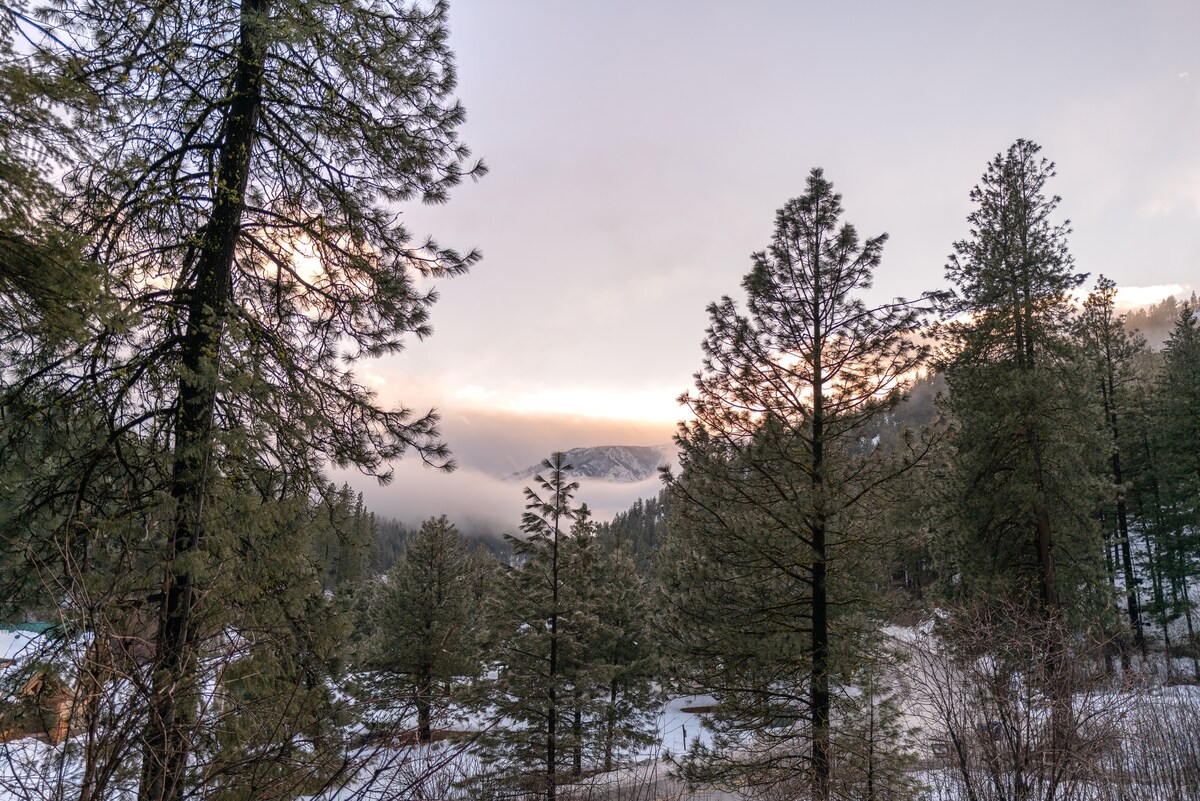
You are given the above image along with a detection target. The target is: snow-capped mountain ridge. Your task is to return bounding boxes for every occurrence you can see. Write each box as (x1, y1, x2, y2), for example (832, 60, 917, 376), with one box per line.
(507, 444, 676, 483)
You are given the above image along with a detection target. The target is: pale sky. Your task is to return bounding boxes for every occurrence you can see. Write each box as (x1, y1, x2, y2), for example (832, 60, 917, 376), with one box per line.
(350, 0, 1200, 523)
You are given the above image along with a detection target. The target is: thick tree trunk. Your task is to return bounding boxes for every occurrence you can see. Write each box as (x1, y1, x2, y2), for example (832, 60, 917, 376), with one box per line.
(139, 3, 268, 800)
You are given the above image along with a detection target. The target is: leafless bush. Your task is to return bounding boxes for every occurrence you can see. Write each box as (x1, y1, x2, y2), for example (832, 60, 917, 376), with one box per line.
(1084, 691, 1200, 800)
(903, 601, 1133, 801)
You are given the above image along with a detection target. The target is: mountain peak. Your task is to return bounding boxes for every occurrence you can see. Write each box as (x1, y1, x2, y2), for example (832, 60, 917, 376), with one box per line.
(508, 444, 676, 484)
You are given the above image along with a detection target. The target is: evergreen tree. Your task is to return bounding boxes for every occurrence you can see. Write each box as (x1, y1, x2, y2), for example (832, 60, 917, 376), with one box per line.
(1120, 347, 1186, 668)
(1077, 275, 1147, 655)
(937, 139, 1104, 624)
(0, 4, 96, 341)
(1151, 303, 1200, 671)
(585, 540, 660, 772)
(661, 169, 929, 801)
(364, 515, 487, 743)
(2, 2, 483, 799)
(596, 488, 670, 575)
(482, 456, 658, 799)
(483, 453, 580, 801)
(310, 484, 373, 593)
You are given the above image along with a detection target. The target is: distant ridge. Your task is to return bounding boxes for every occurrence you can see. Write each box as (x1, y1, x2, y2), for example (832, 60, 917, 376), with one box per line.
(507, 445, 676, 484)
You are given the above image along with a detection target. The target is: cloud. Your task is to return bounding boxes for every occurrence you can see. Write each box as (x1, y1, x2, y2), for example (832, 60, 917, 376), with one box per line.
(331, 459, 664, 533)
(451, 383, 689, 425)
(1136, 165, 1200, 220)
(1115, 284, 1192, 310)
(329, 405, 676, 529)
(438, 407, 676, 475)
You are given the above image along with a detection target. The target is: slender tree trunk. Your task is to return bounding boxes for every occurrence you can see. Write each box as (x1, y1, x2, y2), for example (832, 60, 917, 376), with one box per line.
(810, 246, 830, 801)
(547, 511, 560, 801)
(78, 641, 110, 801)
(1140, 432, 1176, 677)
(572, 692, 582, 777)
(604, 672, 618, 773)
(1178, 573, 1200, 679)
(866, 694, 876, 801)
(139, 3, 268, 799)
(1104, 371, 1144, 651)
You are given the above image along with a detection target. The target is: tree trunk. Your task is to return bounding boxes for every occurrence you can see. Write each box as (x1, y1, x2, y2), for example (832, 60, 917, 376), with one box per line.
(139, 3, 268, 799)
(810, 250, 830, 801)
(572, 692, 582, 777)
(1104, 371, 1144, 652)
(604, 674, 618, 772)
(1178, 574, 1200, 679)
(417, 667, 433, 744)
(547, 510, 560, 801)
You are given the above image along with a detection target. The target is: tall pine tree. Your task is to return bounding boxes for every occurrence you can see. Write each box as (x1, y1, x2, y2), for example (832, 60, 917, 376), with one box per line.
(1152, 303, 1200, 671)
(661, 169, 929, 801)
(1077, 275, 1147, 656)
(2, 2, 483, 799)
(937, 139, 1104, 624)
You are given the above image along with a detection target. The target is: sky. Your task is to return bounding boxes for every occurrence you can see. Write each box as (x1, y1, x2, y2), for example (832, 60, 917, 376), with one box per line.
(346, 0, 1200, 526)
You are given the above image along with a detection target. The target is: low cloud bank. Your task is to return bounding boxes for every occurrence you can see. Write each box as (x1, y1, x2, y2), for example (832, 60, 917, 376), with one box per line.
(333, 461, 665, 534)
(330, 406, 676, 531)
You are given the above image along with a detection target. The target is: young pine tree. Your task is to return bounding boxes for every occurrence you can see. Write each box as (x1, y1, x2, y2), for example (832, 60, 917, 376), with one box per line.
(364, 516, 488, 744)
(483, 454, 580, 801)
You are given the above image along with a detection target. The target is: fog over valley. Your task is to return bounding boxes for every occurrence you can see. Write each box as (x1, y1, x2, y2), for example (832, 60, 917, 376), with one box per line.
(334, 405, 677, 529)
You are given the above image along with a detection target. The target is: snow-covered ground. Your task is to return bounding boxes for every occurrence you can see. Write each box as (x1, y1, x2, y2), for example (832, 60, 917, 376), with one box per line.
(0, 628, 45, 664)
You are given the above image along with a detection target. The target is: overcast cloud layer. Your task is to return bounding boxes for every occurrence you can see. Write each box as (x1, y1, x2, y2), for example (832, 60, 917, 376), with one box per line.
(340, 0, 1199, 526)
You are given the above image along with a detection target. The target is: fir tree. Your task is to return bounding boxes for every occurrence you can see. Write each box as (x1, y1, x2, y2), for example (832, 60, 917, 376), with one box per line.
(484, 453, 579, 801)
(936, 140, 1108, 761)
(482, 456, 658, 798)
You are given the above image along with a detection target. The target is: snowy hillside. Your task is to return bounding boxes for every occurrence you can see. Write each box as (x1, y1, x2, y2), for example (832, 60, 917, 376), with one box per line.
(507, 444, 676, 483)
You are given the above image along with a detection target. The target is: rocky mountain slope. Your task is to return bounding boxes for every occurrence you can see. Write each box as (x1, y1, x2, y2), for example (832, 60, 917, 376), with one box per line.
(508, 444, 676, 483)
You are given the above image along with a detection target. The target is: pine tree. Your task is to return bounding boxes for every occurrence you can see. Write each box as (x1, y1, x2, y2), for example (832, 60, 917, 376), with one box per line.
(484, 453, 580, 801)
(0, 5, 96, 340)
(661, 169, 929, 801)
(937, 139, 1103, 624)
(936, 140, 1109, 765)
(364, 515, 487, 744)
(482, 457, 659, 798)
(1120, 347, 1184, 668)
(582, 537, 660, 773)
(2, 2, 483, 799)
(596, 488, 670, 575)
(1151, 303, 1200, 671)
(1077, 275, 1147, 655)
(310, 484, 373, 593)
